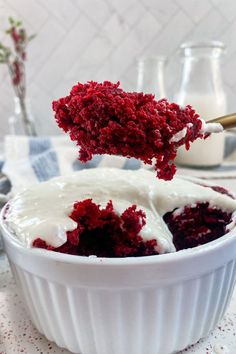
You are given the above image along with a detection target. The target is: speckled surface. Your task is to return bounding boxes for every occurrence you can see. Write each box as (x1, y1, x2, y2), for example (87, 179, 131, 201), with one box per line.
(0, 251, 235, 354)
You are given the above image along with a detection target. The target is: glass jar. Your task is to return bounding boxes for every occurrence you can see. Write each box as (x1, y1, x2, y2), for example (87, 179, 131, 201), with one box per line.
(137, 57, 167, 99)
(8, 97, 37, 136)
(174, 41, 227, 167)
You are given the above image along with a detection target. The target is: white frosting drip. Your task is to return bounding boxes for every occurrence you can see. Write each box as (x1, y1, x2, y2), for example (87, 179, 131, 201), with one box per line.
(169, 119, 223, 145)
(169, 127, 187, 143)
(6, 168, 236, 254)
(200, 119, 223, 134)
(169, 123, 194, 143)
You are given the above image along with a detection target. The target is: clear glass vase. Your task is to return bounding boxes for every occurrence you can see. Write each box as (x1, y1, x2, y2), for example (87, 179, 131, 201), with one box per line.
(8, 97, 37, 136)
(174, 41, 227, 167)
(137, 57, 167, 99)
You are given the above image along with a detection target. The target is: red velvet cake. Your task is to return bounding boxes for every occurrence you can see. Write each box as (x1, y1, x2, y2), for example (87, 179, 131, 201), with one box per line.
(33, 199, 158, 257)
(52, 81, 204, 180)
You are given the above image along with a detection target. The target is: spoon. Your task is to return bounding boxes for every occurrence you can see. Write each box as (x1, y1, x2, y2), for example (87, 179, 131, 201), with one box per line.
(208, 113, 236, 130)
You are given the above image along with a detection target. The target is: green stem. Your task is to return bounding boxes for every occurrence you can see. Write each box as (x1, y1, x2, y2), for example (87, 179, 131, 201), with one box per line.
(18, 97, 37, 136)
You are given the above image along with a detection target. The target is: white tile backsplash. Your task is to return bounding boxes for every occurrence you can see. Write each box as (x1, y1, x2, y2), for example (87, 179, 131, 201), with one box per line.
(6, 0, 48, 31)
(144, 10, 193, 57)
(36, 16, 97, 93)
(211, 0, 236, 22)
(1, 0, 236, 137)
(175, 0, 212, 23)
(43, 0, 79, 30)
(77, 0, 111, 28)
(27, 17, 66, 81)
(185, 7, 228, 41)
(141, 0, 178, 26)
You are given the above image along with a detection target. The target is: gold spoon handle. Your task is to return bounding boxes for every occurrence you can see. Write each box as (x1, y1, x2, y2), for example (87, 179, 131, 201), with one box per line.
(208, 113, 236, 130)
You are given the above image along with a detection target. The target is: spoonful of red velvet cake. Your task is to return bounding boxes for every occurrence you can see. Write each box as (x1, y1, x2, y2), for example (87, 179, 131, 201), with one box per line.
(52, 81, 224, 180)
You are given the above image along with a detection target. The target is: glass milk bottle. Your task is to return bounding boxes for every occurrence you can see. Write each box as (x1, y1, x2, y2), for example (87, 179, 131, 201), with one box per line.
(174, 41, 227, 167)
(137, 57, 167, 99)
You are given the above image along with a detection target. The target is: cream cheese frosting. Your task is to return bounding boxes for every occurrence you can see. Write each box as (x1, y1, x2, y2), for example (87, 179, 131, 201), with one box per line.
(5, 168, 236, 254)
(169, 120, 223, 145)
(200, 120, 223, 134)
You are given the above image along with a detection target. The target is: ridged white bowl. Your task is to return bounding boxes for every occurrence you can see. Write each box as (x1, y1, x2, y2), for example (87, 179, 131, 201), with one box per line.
(1, 205, 236, 354)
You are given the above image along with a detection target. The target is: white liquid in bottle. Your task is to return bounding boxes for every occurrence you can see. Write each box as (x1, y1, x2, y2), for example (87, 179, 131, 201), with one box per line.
(175, 93, 226, 167)
(174, 41, 227, 167)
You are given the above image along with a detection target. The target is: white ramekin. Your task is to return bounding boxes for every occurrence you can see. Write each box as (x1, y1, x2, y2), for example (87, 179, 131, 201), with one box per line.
(1, 201, 236, 354)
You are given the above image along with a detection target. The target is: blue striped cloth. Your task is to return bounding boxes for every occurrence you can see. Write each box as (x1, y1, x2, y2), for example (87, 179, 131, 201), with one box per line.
(2, 135, 143, 191)
(0, 160, 4, 173)
(2, 133, 236, 192)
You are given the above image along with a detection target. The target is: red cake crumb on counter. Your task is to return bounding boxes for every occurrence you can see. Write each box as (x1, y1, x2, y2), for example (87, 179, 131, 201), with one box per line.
(52, 81, 203, 180)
